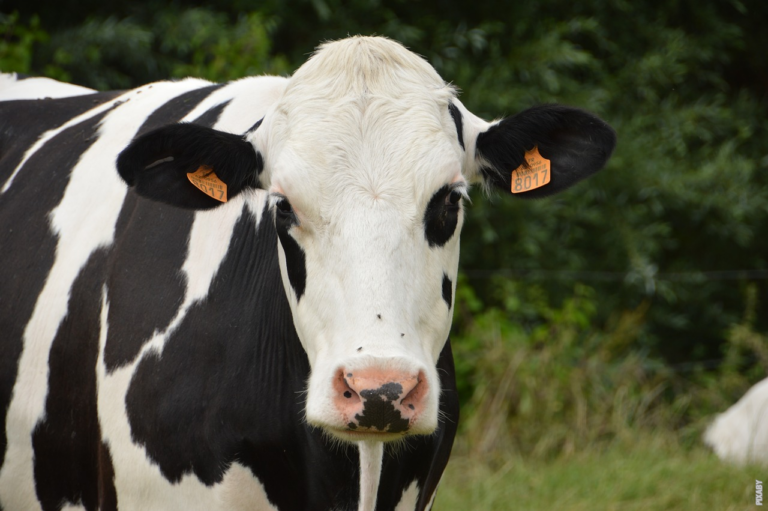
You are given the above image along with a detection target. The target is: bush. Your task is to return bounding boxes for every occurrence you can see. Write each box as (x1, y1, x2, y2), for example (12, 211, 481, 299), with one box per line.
(451, 277, 767, 461)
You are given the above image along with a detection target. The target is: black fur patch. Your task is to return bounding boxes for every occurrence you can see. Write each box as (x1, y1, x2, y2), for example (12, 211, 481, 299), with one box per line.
(0, 96, 119, 472)
(104, 194, 192, 372)
(448, 103, 464, 150)
(191, 100, 230, 128)
(104, 86, 224, 372)
(255, 151, 264, 175)
(125, 207, 281, 485)
(423, 185, 460, 248)
(134, 85, 224, 140)
(0, 92, 124, 181)
(245, 117, 264, 134)
(245, 118, 265, 175)
(376, 340, 460, 511)
(355, 383, 410, 433)
(274, 208, 307, 301)
(476, 104, 616, 198)
(442, 274, 453, 309)
(123, 205, 354, 509)
(117, 124, 261, 210)
(97, 442, 117, 510)
(31, 249, 115, 511)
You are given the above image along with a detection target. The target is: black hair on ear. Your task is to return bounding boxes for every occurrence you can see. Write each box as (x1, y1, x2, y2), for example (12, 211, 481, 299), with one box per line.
(117, 123, 263, 209)
(476, 105, 616, 198)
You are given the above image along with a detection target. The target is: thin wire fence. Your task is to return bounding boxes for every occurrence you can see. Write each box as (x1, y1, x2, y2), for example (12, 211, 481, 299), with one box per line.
(463, 269, 768, 282)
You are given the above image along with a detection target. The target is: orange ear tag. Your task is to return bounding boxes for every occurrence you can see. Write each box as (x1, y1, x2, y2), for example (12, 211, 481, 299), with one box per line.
(187, 165, 228, 202)
(511, 147, 551, 194)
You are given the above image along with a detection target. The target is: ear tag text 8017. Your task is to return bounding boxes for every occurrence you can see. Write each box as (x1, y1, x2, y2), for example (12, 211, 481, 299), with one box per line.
(187, 165, 228, 202)
(511, 147, 550, 194)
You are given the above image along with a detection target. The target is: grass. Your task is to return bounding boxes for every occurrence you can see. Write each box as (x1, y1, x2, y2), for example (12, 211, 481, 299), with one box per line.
(436, 281, 768, 510)
(435, 433, 765, 511)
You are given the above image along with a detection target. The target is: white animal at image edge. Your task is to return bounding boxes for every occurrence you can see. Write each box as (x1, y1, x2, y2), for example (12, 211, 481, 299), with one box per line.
(704, 377, 768, 465)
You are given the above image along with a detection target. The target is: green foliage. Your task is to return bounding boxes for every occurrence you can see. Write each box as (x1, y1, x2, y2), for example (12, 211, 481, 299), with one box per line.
(452, 276, 767, 460)
(453, 277, 674, 459)
(23, 8, 289, 90)
(0, 12, 47, 74)
(155, 10, 289, 82)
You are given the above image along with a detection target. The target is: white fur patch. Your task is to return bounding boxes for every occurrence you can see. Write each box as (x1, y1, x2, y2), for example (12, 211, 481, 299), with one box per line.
(704, 377, 768, 465)
(358, 441, 384, 511)
(182, 76, 288, 134)
(215, 463, 280, 511)
(0, 73, 94, 101)
(394, 480, 420, 511)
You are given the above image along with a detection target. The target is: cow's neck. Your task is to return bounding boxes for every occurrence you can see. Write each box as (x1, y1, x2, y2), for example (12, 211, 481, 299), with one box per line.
(357, 440, 384, 511)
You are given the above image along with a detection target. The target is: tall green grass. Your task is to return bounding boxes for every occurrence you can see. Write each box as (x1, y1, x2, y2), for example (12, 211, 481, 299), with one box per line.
(440, 278, 767, 508)
(451, 278, 767, 462)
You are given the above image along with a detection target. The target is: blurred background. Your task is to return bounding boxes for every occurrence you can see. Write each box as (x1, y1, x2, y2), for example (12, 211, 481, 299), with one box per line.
(2, 0, 767, 508)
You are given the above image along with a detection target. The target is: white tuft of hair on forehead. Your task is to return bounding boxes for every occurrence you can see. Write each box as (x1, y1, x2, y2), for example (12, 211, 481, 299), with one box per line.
(290, 36, 451, 99)
(259, 36, 463, 227)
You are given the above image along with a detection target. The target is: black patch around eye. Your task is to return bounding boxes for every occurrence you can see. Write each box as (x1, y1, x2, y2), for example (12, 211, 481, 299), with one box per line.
(448, 103, 465, 150)
(274, 205, 307, 301)
(442, 274, 453, 308)
(423, 185, 460, 247)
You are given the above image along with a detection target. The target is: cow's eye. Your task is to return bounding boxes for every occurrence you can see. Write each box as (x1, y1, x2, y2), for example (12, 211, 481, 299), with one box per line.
(276, 198, 293, 214)
(424, 185, 464, 247)
(274, 197, 298, 225)
(445, 189, 462, 208)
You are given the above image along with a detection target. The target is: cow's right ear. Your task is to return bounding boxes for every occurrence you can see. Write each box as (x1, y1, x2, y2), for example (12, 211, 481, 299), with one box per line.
(117, 123, 264, 210)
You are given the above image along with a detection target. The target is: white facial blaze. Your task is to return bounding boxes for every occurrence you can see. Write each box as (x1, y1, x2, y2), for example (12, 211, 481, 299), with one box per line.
(252, 36, 466, 437)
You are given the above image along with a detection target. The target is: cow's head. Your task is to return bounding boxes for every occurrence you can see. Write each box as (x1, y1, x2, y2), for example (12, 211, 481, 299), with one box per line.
(117, 36, 615, 442)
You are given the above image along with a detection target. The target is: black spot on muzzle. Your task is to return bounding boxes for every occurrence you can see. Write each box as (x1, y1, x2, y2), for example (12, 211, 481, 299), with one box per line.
(354, 382, 410, 433)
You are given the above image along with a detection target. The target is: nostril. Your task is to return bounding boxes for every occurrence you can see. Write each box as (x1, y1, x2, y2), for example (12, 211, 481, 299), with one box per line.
(399, 372, 427, 414)
(334, 368, 362, 406)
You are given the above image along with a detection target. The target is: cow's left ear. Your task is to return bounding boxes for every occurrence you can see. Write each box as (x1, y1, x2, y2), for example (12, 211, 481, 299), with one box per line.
(458, 103, 616, 198)
(117, 123, 264, 209)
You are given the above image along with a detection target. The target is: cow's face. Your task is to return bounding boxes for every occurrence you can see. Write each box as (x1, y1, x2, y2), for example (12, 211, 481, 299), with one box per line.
(117, 36, 616, 443)
(250, 45, 468, 439)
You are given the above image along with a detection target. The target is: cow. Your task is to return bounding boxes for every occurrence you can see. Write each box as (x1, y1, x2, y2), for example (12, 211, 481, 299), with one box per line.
(0, 36, 616, 510)
(704, 377, 768, 466)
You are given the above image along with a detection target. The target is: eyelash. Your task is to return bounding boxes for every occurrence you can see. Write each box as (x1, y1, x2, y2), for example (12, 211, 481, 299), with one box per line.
(446, 185, 469, 207)
(271, 195, 298, 224)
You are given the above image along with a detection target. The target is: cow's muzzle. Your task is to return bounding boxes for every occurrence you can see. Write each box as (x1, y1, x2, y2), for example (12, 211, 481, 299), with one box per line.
(333, 367, 428, 435)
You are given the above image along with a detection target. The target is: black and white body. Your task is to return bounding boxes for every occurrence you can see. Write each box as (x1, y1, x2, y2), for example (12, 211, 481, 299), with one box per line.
(0, 36, 616, 510)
